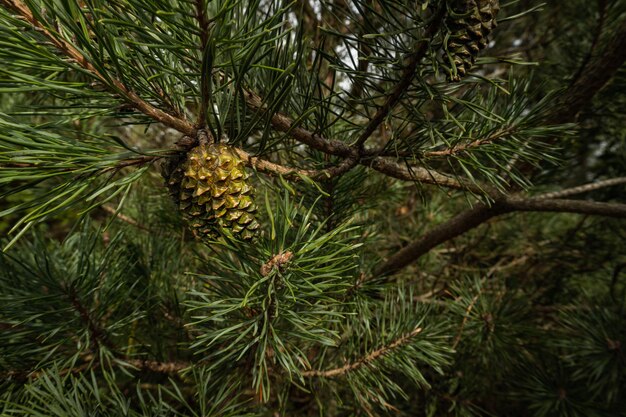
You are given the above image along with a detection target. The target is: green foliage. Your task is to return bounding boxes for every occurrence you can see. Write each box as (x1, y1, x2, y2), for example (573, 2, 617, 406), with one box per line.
(316, 290, 452, 413)
(0, 112, 159, 248)
(187, 191, 363, 397)
(412, 75, 575, 191)
(0, 0, 625, 416)
(1, 367, 253, 416)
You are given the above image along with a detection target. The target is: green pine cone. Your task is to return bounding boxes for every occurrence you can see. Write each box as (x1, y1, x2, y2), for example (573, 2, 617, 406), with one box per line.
(444, 0, 500, 82)
(163, 143, 259, 241)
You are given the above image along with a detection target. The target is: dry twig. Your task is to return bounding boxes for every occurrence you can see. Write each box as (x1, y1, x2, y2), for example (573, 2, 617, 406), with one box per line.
(303, 326, 423, 378)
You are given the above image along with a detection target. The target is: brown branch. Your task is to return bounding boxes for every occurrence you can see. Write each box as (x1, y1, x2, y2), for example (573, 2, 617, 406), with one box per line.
(367, 156, 496, 195)
(226, 77, 490, 193)
(1, 0, 196, 136)
(303, 326, 423, 378)
(235, 149, 358, 181)
(422, 127, 514, 158)
(374, 14, 626, 279)
(236, 96, 484, 189)
(210, 68, 358, 158)
(109, 143, 354, 183)
(503, 197, 626, 218)
(240, 86, 356, 158)
(536, 177, 626, 200)
(374, 197, 626, 278)
(374, 203, 503, 277)
(237, 80, 493, 193)
(352, 7, 444, 149)
(99, 137, 356, 183)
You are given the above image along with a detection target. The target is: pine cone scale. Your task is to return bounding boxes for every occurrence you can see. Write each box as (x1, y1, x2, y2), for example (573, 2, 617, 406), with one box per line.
(444, 0, 499, 81)
(163, 142, 259, 241)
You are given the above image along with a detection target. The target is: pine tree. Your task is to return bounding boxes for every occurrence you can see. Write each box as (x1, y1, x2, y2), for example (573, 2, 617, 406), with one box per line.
(1, 1, 625, 416)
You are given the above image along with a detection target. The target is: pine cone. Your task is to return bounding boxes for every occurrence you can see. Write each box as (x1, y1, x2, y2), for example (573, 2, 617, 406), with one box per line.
(444, 0, 499, 81)
(163, 142, 259, 241)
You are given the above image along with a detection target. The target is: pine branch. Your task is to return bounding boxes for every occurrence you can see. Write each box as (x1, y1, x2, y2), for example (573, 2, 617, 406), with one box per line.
(536, 177, 626, 199)
(372, 15, 626, 279)
(0, 0, 196, 135)
(374, 203, 503, 278)
(231, 7, 490, 194)
(352, 6, 444, 150)
(216, 67, 496, 192)
(235, 148, 358, 181)
(302, 326, 423, 378)
(421, 127, 516, 158)
(177, 135, 358, 180)
(503, 198, 626, 218)
(374, 197, 626, 278)
(238, 81, 492, 192)
(241, 81, 489, 191)
(367, 157, 495, 195)
(239, 85, 356, 158)
(452, 292, 481, 350)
